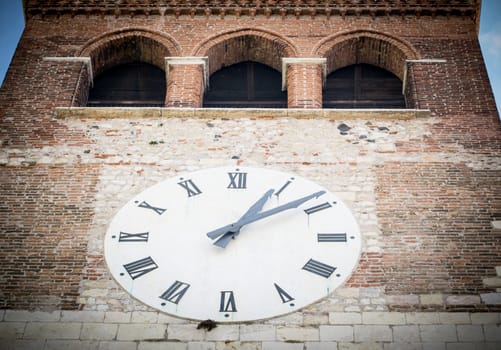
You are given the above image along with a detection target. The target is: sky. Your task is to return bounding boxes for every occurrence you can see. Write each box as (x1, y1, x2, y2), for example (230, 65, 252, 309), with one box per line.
(0, 0, 500, 114)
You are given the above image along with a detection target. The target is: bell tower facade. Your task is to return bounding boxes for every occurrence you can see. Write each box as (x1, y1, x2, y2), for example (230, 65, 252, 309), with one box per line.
(1, 1, 500, 349)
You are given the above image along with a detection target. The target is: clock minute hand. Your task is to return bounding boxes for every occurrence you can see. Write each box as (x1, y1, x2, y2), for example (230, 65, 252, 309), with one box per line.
(208, 190, 326, 243)
(233, 190, 326, 228)
(207, 189, 275, 240)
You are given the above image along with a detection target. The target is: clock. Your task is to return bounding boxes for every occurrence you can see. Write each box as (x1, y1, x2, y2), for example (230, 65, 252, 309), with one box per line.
(104, 166, 361, 322)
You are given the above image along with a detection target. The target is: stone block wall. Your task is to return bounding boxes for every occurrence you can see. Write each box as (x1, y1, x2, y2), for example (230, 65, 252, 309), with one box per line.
(2, 309, 501, 350)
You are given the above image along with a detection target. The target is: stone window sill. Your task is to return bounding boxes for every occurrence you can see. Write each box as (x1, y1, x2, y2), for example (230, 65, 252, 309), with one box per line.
(55, 107, 430, 120)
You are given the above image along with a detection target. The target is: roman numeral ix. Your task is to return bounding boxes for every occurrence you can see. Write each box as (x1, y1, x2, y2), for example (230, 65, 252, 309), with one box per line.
(119, 231, 149, 242)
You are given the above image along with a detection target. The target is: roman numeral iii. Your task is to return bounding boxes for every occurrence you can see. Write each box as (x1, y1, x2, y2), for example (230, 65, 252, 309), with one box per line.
(160, 280, 190, 305)
(178, 179, 202, 197)
(302, 259, 336, 278)
(123, 256, 158, 280)
(304, 202, 332, 215)
(317, 233, 347, 242)
(227, 172, 247, 189)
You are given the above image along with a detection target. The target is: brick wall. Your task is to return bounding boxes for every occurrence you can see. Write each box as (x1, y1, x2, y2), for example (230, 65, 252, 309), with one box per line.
(0, 165, 99, 310)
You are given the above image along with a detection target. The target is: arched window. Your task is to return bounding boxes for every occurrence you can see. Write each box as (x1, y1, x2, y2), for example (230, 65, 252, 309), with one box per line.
(203, 61, 286, 108)
(87, 62, 166, 107)
(323, 64, 405, 109)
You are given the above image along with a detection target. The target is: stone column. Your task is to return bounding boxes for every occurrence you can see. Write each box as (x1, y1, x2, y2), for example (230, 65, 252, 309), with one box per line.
(282, 58, 326, 109)
(165, 57, 208, 108)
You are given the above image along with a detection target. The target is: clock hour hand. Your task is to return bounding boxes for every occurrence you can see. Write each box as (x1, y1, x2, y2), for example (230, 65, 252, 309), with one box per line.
(207, 189, 275, 240)
(208, 190, 326, 247)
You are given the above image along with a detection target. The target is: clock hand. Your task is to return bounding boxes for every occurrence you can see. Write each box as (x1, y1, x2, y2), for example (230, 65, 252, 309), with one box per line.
(208, 190, 326, 245)
(207, 189, 274, 240)
(215, 189, 275, 247)
(239, 189, 275, 222)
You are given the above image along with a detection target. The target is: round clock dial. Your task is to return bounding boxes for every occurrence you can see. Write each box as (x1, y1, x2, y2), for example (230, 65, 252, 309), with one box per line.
(105, 166, 361, 322)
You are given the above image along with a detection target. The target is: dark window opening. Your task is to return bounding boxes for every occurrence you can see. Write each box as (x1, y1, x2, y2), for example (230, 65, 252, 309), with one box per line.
(203, 61, 287, 108)
(323, 64, 406, 109)
(87, 62, 166, 107)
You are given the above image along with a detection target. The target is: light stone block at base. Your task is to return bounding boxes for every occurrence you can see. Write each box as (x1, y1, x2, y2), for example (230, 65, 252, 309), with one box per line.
(354, 325, 392, 342)
(319, 325, 354, 341)
(339, 343, 384, 350)
(24, 322, 82, 340)
(116, 324, 166, 341)
(456, 325, 485, 342)
(240, 324, 276, 341)
(276, 326, 319, 341)
(187, 342, 216, 350)
(99, 341, 138, 350)
(44, 340, 100, 350)
(81, 323, 118, 340)
(420, 325, 457, 342)
(305, 341, 339, 350)
(392, 325, 420, 342)
(262, 342, 304, 350)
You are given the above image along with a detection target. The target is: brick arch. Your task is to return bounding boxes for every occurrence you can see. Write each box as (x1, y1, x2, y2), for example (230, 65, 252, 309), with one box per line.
(193, 28, 298, 75)
(313, 30, 420, 81)
(80, 28, 181, 76)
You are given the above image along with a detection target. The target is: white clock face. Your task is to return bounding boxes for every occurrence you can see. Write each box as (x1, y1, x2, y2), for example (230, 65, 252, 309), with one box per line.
(104, 166, 361, 322)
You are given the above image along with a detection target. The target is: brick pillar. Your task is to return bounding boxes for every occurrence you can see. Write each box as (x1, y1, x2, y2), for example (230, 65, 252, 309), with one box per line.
(165, 57, 208, 108)
(403, 59, 448, 111)
(283, 58, 326, 109)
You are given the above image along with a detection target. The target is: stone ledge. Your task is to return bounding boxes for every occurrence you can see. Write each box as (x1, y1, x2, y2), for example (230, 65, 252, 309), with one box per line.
(55, 107, 431, 120)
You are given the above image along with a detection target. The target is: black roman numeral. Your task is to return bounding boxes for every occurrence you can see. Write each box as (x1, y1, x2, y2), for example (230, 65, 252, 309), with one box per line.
(178, 179, 202, 197)
(119, 231, 149, 242)
(160, 280, 190, 305)
(219, 291, 237, 312)
(317, 233, 347, 242)
(275, 179, 293, 197)
(304, 202, 332, 215)
(137, 201, 166, 215)
(302, 259, 336, 278)
(274, 283, 295, 304)
(123, 256, 158, 280)
(227, 172, 247, 189)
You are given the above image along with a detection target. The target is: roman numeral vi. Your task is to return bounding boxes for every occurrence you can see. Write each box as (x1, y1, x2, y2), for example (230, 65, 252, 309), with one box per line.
(219, 291, 237, 312)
